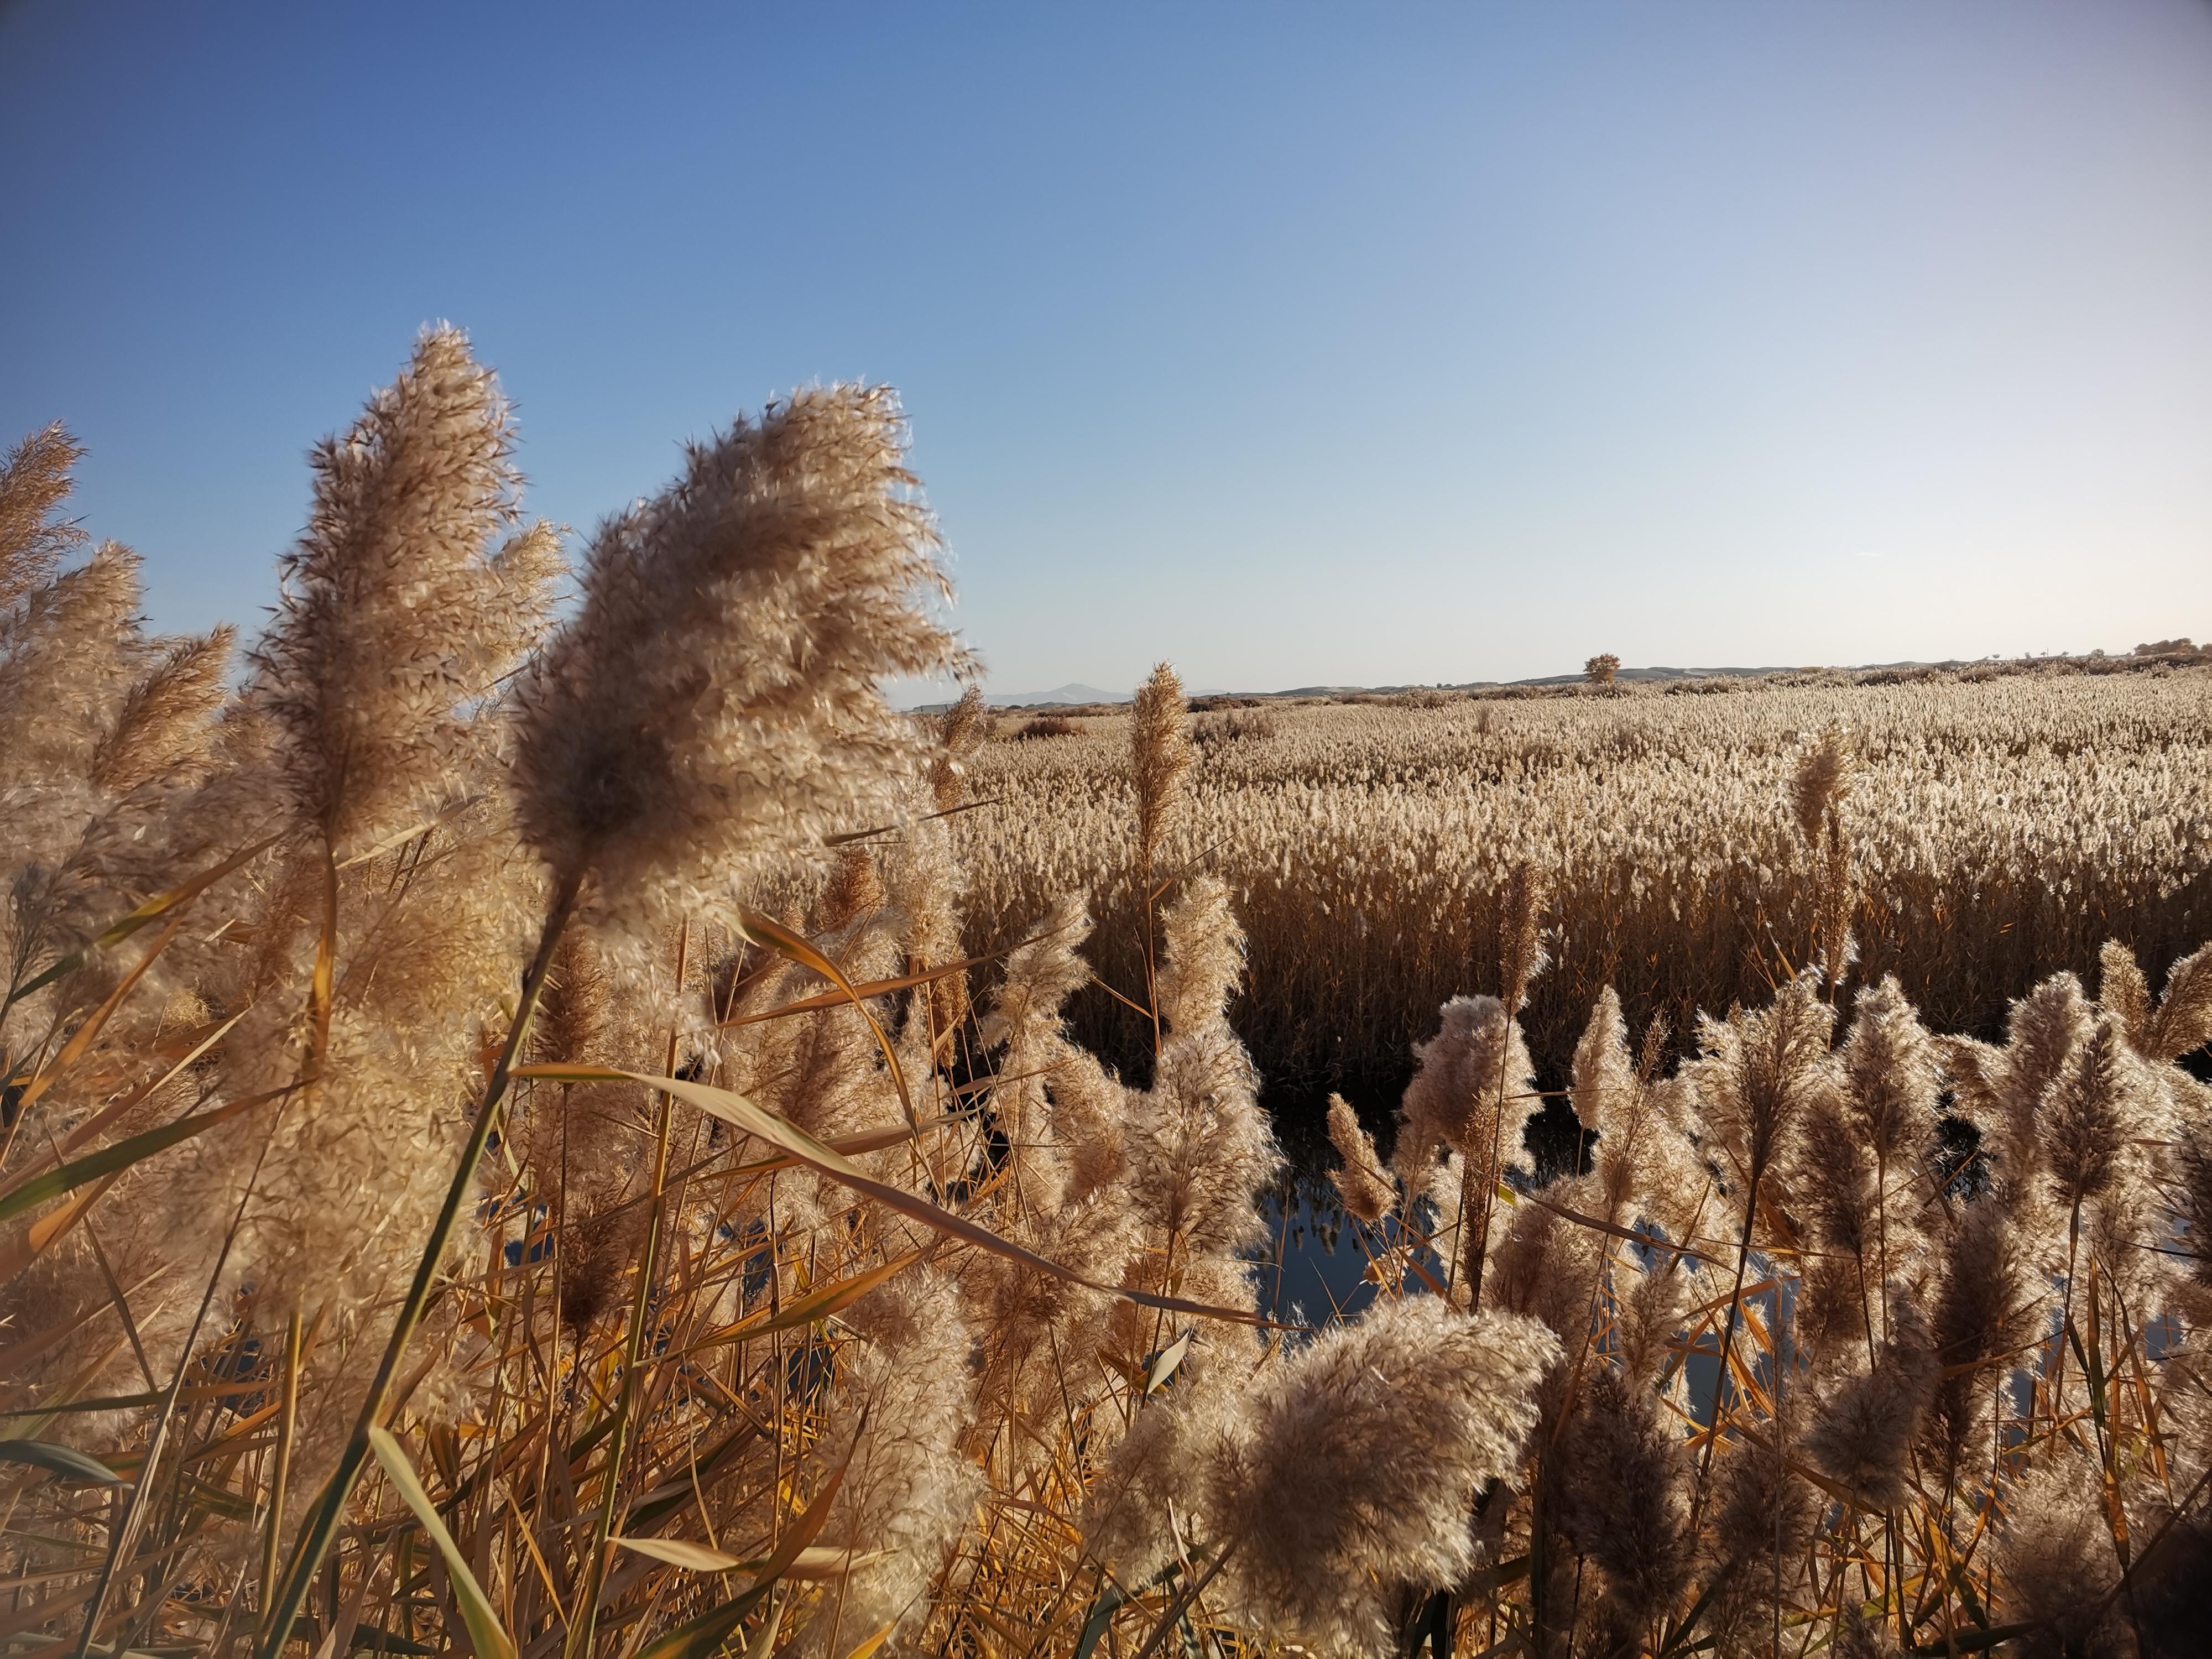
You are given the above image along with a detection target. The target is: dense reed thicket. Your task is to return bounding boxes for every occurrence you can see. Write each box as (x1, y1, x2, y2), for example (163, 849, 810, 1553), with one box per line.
(0, 336, 2208, 1659)
(953, 678, 2212, 1106)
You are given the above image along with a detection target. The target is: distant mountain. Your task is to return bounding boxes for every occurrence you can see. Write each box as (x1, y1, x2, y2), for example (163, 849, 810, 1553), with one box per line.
(984, 682, 1130, 707)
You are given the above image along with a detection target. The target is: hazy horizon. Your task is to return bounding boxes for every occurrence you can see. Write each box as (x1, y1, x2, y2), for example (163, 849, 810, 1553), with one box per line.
(4, 1, 2208, 696)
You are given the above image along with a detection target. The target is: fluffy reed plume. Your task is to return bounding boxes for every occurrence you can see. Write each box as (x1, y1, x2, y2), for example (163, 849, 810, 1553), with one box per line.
(1392, 994, 1537, 1203)
(1992, 1452, 2132, 1659)
(817, 839, 885, 930)
(1573, 988, 1702, 1236)
(1917, 1205, 2030, 1490)
(0, 542, 148, 834)
(806, 1270, 982, 1655)
(1839, 974, 1938, 1170)
(0, 541, 222, 1037)
(1498, 860, 1550, 1010)
(87, 625, 236, 797)
(254, 325, 547, 851)
(1325, 1092, 1394, 1224)
(1798, 991, 1930, 1338)
(522, 929, 651, 1333)
(1154, 874, 1243, 1039)
(1571, 989, 1639, 1183)
(1942, 971, 2094, 1206)
(2037, 1014, 2158, 1214)
(2099, 937, 2154, 1050)
(1700, 1399, 1820, 1650)
(0, 422, 86, 608)
(1801, 1308, 1937, 1508)
(928, 682, 989, 813)
(1554, 1365, 1693, 1653)
(145, 331, 563, 1332)
(1791, 722, 1856, 983)
(512, 383, 968, 935)
(1130, 661, 1193, 887)
(1683, 974, 1834, 1206)
(2105, 936, 2212, 1063)
(1088, 1297, 1557, 1655)
(1125, 1029, 1274, 1265)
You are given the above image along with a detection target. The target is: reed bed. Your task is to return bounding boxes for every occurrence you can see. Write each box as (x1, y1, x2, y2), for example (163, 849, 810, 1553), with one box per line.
(0, 335, 2205, 1659)
(953, 675, 2212, 1103)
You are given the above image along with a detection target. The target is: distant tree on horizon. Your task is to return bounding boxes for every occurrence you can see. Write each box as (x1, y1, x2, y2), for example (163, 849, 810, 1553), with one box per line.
(1584, 651, 1620, 687)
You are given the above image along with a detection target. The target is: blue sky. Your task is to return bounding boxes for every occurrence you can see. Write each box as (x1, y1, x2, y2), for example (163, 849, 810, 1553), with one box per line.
(3, 2, 2208, 696)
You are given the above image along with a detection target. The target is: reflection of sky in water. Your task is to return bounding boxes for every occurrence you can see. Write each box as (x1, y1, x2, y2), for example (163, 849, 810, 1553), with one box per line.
(1246, 1176, 1444, 1331)
(1249, 1178, 1821, 1431)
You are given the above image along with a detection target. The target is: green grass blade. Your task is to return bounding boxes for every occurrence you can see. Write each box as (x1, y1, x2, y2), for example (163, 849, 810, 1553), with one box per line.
(0, 1439, 124, 1485)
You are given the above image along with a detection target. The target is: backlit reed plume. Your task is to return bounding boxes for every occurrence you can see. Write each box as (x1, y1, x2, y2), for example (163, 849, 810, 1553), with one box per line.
(512, 383, 969, 940)
(1791, 721, 1856, 985)
(1394, 990, 1539, 1305)
(0, 422, 86, 610)
(1554, 1364, 1693, 1655)
(1130, 661, 1193, 888)
(1124, 880, 1276, 1276)
(1087, 1297, 1557, 1655)
(807, 1270, 982, 1655)
(254, 324, 547, 852)
(1326, 1092, 1394, 1224)
(0, 540, 157, 1020)
(155, 329, 560, 1319)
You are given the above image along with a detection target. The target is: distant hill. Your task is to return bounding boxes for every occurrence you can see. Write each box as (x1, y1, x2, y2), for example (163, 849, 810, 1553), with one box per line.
(983, 682, 1130, 707)
(909, 649, 2203, 712)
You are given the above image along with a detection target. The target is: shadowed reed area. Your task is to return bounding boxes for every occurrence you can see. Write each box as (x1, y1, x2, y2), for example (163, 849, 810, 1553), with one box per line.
(0, 335, 2210, 1657)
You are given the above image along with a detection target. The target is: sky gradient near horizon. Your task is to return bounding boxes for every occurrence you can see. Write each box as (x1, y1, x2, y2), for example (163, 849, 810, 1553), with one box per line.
(3, 1, 2209, 698)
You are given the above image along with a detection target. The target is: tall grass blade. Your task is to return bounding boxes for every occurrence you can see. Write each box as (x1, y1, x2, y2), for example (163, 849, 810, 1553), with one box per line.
(366, 1426, 517, 1659)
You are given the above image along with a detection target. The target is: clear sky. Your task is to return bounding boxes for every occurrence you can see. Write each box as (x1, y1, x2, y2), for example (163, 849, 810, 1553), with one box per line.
(3, 2, 2208, 697)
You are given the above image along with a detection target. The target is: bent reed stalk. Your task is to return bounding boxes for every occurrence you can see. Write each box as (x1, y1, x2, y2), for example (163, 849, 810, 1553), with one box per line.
(1, 342, 2210, 1659)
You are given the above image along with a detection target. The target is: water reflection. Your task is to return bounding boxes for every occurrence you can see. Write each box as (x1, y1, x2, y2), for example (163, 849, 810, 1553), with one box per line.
(1246, 1173, 1444, 1331)
(1246, 1173, 1786, 1431)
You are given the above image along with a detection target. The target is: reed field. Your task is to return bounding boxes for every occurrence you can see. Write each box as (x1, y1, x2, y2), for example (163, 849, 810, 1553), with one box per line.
(1, 332, 2209, 1659)
(955, 670, 2212, 1123)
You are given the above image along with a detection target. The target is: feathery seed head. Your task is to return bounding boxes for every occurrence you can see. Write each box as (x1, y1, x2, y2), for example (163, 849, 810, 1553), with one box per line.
(512, 383, 967, 933)
(2098, 939, 2153, 1053)
(928, 682, 989, 812)
(1498, 860, 1551, 1010)
(1395, 994, 1539, 1191)
(1154, 873, 1245, 1039)
(1803, 1307, 1938, 1509)
(1215, 1299, 1558, 1653)
(1130, 661, 1194, 878)
(2038, 1013, 2156, 1211)
(2144, 940, 2212, 1063)
(1125, 1025, 1276, 1258)
(254, 326, 544, 852)
(88, 627, 235, 797)
(1325, 1092, 1395, 1225)
(0, 422, 87, 611)
(1790, 722, 1854, 844)
(1684, 973, 1835, 1188)
(1839, 973, 1939, 1165)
